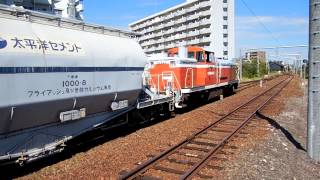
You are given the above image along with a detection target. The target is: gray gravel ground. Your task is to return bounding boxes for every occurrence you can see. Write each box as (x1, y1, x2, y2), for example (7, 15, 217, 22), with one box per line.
(225, 79, 320, 180)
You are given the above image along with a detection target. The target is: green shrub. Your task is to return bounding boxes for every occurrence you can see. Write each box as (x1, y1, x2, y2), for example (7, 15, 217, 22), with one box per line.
(242, 58, 268, 79)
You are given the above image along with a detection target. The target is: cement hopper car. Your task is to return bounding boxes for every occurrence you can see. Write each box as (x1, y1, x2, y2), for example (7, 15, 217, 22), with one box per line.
(0, 5, 147, 164)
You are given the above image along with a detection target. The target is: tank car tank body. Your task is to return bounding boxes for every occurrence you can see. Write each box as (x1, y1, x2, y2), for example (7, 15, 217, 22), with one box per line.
(0, 5, 147, 164)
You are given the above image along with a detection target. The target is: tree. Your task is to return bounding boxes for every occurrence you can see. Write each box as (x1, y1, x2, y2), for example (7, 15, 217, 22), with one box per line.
(242, 58, 267, 78)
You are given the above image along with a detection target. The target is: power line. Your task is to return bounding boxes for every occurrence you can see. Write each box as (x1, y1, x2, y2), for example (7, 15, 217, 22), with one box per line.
(239, 0, 282, 45)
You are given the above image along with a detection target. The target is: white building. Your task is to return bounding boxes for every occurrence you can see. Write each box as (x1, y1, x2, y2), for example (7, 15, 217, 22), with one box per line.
(0, 0, 84, 20)
(129, 0, 235, 60)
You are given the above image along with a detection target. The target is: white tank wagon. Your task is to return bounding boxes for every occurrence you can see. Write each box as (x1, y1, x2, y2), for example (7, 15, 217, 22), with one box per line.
(0, 5, 147, 164)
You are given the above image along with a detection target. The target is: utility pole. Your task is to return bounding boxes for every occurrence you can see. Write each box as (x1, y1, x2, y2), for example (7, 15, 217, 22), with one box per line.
(304, 61, 307, 80)
(257, 54, 260, 76)
(239, 48, 243, 81)
(295, 57, 298, 74)
(300, 58, 303, 78)
(296, 57, 298, 75)
(266, 53, 270, 75)
(308, 0, 320, 161)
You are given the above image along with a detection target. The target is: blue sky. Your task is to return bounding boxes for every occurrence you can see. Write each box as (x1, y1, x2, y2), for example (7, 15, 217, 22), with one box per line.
(83, 0, 309, 59)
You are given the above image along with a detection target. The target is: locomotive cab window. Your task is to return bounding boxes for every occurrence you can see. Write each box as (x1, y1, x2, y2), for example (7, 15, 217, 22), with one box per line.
(205, 52, 211, 62)
(204, 51, 215, 63)
(188, 52, 195, 59)
(196, 51, 204, 62)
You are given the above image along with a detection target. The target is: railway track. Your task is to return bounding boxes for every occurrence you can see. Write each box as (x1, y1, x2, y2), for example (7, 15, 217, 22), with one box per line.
(236, 75, 279, 92)
(120, 76, 292, 180)
(237, 81, 261, 91)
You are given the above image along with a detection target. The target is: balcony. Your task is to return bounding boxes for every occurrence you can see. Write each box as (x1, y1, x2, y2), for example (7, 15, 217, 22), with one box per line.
(152, 45, 164, 51)
(157, 37, 165, 44)
(142, 40, 152, 46)
(166, 21, 174, 27)
(154, 23, 164, 31)
(176, 25, 187, 32)
(188, 30, 200, 37)
(188, 22, 200, 29)
(175, 33, 187, 40)
(140, 41, 148, 47)
(188, 39, 200, 45)
(164, 36, 174, 42)
(140, 29, 147, 34)
(166, 13, 174, 19)
(166, 43, 175, 49)
(188, 4, 199, 13)
(148, 47, 156, 52)
(176, 9, 186, 16)
(199, 1, 211, 8)
(199, 37, 211, 44)
(186, 13, 199, 21)
(175, 18, 186, 24)
(165, 28, 175, 35)
(156, 31, 166, 39)
(201, 10, 211, 17)
(200, 19, 211, 26)
(139, 35, 148, 41)
(200, 28, 211, 34)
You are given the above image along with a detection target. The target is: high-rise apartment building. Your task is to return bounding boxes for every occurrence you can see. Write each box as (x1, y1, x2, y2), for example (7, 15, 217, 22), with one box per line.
(129, 0, 235, 60)
(0, 0, 84, 20)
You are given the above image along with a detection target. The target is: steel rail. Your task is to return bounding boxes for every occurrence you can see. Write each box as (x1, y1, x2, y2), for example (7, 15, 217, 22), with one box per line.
(182, 76, 293, 179)
(237, 75, 279, 92)
(236, 83, 258, 92)
(120, 75, 292, 180)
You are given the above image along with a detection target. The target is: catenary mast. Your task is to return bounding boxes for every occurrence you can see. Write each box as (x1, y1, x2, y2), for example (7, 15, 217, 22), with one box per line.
(308, 0, 320, 161)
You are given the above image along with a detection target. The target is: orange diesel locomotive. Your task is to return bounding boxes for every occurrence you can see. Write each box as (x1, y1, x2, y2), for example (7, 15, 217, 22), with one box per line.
(145, 46, 239, 108)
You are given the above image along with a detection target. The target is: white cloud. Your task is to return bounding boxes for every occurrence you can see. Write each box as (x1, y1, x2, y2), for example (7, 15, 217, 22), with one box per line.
(236, 16, 308, 30)
(236, 16, 308, 57)
(236, 16, 308, 43)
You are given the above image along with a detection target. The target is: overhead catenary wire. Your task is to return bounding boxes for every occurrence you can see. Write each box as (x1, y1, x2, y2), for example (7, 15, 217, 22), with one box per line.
(239, 0, 282, 45)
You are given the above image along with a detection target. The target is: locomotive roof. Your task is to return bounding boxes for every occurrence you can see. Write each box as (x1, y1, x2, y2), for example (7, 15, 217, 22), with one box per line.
(147, 56, 197, 64)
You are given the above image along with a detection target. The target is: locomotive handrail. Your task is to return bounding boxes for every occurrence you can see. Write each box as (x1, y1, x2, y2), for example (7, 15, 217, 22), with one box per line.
(185, 68, 194, 88)
(144, 72, 178, 96)
(162, 71, 182, 98)
(217, 61, 222, 84)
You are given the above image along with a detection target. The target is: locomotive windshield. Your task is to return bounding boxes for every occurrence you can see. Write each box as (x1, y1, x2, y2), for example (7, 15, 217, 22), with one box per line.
(167, 46, 215, 63)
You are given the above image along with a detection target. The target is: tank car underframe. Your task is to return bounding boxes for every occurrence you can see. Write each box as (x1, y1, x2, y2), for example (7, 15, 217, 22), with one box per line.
(0, 94, 137, 165)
